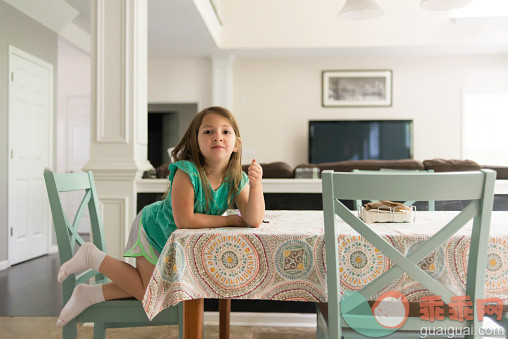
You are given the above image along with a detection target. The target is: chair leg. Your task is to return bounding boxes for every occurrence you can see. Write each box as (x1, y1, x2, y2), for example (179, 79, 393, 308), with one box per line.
(93, 322, 106, 339)
(62, 319, 77, 339)
(502, 316, 508, 332)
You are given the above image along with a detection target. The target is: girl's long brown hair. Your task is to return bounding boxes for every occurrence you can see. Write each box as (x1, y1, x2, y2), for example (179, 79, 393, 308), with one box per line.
(163, 106, 243, 212)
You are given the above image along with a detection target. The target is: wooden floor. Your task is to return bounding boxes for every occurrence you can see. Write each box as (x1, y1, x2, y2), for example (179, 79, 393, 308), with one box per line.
(0, 250, 316, 316)
(0, 253, 319, 338)
(0, 253, 62, 316)
(0, 317, 319, 338)
(1, 255, 505, 338)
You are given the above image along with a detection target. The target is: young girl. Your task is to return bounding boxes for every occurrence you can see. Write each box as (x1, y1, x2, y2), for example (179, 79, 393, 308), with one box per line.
(56, 106, 265, 327)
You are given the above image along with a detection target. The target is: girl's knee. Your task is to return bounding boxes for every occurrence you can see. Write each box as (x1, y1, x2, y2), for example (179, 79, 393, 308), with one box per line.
(136, 256, 156, 290)
(134, 291, 145, 301)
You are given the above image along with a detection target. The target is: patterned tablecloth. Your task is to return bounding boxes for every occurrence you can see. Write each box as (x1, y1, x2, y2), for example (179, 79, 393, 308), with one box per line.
(143, 211, 508, 320)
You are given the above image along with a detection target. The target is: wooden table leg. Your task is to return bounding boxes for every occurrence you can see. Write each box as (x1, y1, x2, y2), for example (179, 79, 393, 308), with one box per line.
(184, 299, 204, 339)
(219, 299, 231, 339)
(317, 302, 328, 326)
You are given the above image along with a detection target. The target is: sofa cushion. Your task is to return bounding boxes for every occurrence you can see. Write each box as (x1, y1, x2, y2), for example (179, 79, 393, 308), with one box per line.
(481, 166, 508, 180)
(423, 159, 481, 172)
(296, 159, 424, 174)
(242, 161, 294, 178)
(156, 164, 170, 178)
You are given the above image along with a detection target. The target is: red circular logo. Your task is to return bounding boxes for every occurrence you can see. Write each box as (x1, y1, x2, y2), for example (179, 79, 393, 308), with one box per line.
(371, 291, 410, 329)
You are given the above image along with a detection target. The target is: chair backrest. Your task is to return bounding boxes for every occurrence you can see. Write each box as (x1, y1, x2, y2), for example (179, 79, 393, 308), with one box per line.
(352, 169, 435, 211)
(321, 170, 496, 335)
(44, 171, 108, 302)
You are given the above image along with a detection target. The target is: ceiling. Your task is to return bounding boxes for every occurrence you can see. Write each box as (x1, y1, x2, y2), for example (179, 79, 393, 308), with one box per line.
(64, 0, 90, 33)
(147, 0, 218, 58)
(64, 0, 218, 58)
(61, 0, 508, 58)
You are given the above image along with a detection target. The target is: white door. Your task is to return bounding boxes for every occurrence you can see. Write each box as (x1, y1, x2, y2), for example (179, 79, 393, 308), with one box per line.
(8, 46, 53, 265)
(64, 95, 91, 233)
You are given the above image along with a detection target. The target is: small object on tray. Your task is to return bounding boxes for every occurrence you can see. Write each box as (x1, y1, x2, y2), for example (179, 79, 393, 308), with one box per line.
(359, 200, 416, 223)
(295, 167, 320, 179)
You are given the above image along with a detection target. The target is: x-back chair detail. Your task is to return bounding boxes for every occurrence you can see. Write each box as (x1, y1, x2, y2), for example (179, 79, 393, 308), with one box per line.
(44, 171, 183, 339)
(319, 170, 496, 339)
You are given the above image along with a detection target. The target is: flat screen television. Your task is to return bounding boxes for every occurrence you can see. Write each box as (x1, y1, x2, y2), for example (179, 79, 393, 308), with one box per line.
(309, 120, 413, 163)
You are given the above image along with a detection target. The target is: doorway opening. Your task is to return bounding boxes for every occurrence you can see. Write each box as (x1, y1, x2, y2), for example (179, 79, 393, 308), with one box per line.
(147, 103, 198, 168)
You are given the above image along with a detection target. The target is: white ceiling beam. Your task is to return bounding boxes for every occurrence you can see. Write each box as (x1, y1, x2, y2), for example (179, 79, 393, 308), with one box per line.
(3, 0, 79, 33)
(59, 22, 91, 54)
(192, 0, 223, 48)
(3, 0, 90, 54)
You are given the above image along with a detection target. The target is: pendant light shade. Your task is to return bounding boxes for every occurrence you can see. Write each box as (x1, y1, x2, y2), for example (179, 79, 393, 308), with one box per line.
(338, 0, 384, 20)
(419, 0, 473, 11)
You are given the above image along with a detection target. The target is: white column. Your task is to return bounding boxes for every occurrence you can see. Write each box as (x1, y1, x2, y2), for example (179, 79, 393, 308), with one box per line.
(211, 54, 234, 110)
(211, 54, 256, 160)
(83, 0, 150, 259)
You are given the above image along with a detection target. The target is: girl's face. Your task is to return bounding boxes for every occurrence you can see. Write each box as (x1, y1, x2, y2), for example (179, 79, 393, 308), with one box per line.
(197, 113, 237, 165)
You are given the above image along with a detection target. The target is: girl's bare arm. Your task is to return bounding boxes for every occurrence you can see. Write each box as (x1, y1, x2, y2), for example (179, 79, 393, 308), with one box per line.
(171, 170, 246, 229)
(236, 160, 265, 228)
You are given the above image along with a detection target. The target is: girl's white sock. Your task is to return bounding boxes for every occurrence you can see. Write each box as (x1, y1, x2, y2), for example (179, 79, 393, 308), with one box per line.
(58, 242, 106, 283)
(56, 284, 105, 328)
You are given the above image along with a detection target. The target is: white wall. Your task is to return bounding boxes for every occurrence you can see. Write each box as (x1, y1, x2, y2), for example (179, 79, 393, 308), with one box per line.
(232, 54, 508, 168)
(56, 37, 90, 173)
(0, 1, 58, 263)
(148, 58, 211, 109)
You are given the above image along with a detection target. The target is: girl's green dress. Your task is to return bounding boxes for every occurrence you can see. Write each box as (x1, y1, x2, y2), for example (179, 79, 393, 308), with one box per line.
(124, 160, 248, 264)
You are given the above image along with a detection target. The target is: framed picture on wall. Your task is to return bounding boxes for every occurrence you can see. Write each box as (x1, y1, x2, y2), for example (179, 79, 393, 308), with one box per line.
(322, 70, 392, 107)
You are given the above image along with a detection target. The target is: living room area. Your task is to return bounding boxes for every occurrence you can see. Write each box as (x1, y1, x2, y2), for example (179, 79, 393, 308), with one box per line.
(142, 4, 508, 172)
(1, 0, 508, 338)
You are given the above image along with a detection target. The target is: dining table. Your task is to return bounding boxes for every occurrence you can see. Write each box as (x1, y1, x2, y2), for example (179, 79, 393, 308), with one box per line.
(142, 210, 508, 338)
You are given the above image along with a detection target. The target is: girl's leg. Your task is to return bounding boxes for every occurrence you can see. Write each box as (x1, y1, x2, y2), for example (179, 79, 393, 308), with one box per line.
(100, 256, 155, 301)
(102, 282, 133, 300)
(97, 255, 154, 301)
(57, 282, 130, 328)
(57, 242, 106, 283)
(58, 242, 155, 301)
(57, 252, 155, 327)
(134, 256, 157, 292)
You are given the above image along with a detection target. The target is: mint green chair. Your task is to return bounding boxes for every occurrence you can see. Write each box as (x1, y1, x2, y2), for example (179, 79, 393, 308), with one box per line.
(488, 311, 508, 337)
(319, 170, 496, 339)
(352, 169, 435, 211)
(44, 171, 183, 339)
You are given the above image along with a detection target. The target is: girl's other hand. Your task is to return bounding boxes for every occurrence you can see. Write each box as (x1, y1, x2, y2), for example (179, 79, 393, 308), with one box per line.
(227, 215, 248, 227)
(248, 159, 263, 188)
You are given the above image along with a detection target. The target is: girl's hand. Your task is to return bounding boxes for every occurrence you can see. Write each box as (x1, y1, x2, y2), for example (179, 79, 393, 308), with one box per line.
(227, 215, 248, 227)
(248, 159, 263, 188)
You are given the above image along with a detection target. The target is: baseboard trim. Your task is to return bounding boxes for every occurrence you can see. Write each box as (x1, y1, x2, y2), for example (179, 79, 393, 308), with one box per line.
(204, 311, 316, 327)
(0, 260, 10, 271)
(82, 312, 316, 328)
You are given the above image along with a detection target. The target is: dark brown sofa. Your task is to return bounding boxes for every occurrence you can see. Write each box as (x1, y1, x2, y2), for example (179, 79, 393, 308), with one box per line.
(250, 158, 507, 180)
(157, 158, 507, 180)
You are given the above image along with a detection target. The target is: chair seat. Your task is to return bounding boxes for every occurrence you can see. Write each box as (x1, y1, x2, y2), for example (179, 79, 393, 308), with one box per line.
(78, 299, 180, 324)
